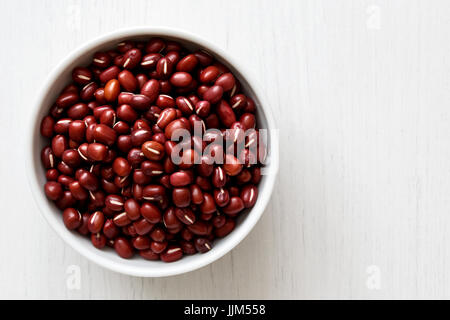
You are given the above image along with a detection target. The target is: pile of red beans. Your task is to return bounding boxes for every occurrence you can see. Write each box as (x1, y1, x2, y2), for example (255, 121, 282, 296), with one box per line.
(40, 38, 263, 262)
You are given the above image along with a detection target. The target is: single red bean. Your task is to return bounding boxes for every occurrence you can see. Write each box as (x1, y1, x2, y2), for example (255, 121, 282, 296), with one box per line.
(117, 70, 138, 92)
(140, 249, 159, 260)
(194, 238, 212, 253)
(44, 181, 63, 200)
(122, 48, 141, 69)
(78, 170, 99, 191)
(51, 135, 68, 158)
(214, 218, 235, 237)
(114, 121, 131, 135)
(56, 92, 79, 109)
(146, 38, 165, 53)
(103, 219, 119, 239)
(194, 50, 213, 66)
(92, 52, 111, 68)
(187, 221, 211, 236)
(115, 104, 137, 123)
(240, 113, 256, 130)
(142, 185, 166, 202)
(40, 116, 55, 138)
(91, 233, 106, 249)
(113, 212, 132, 227)
(133, 217, 154, 235)
(200, 193, 216, 214)
(223, 197, 245, 215)
(203, 85, 223, 104)
(214, 188, 230, 207)
(102, 178, 120, 194)
(217, 100, 236, 128)
(67, 103, 90, 119)
(166, 51, 181, 64)
(62, 208, 82, 230)
(251, 167, 262, 184)
(105, 194, 124, 211)
(215, 73, 235, 91)
(160, 245, 183, 262)
(45, 168, 59, 181)
(156, 57, 173, 79)
(99, 65, 120, 83)
(240, 185, 258, 208)
(141, 160, 164, 177)
(212, 166, 226, 188)
(170, 72, 192, 87)
(86, 143, 107, 161)
(230, 94, 247, 112)
(156, 94, 176, 109)
(174, 207, 196, 225)
(190, 184, 204, 205)
(127, 148, 146, 167)
(175, 54, 198, 72)
(112, 157, 132, 177)
(170, 171, 193, 187)
(155, 107, 176, 129)
(54, 118, 72, 134)
(132, 236, 151, 250)
(140, 79, 160, 102)
(68, 120, 86, 142)
(163, 207, 182, 229)
(93, 124, 117, 146)
(200, 66, 220, 83)
(176, 96, 194, 115)
(80, 82, 98, 101)
(195, 101, 211, 118)
(180, 240, 196, 254)
(150, 241, 167, 254)
(94, 88, 106, 104)
(62, 149, 81, 168)
(104, 79, 120, 102)
(172, 187, 191, 208)
(236, 169, 252, 185)
(88, 211, 104, 233)
(117, 92, 134, 106)
(141, 141, 165, 161)
(223, 154, 243, 176)
(164, 119, 190, 140)
(150, 227, 166, 242)
(159, 80, 172, 94)
(114, 237, 134, 258)
(140, 202, 162, 223)
(124, 199, 141, 220)
(130, 129, 152, 147)
(72, 67, 92, 85)
(57, 162, 74, 176)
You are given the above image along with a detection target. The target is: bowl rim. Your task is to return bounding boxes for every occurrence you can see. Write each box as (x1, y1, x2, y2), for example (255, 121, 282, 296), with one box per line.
(26, 26, 279, 277)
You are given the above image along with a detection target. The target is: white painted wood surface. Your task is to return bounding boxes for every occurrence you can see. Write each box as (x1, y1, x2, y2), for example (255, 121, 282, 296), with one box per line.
(1, 0, 449, 299)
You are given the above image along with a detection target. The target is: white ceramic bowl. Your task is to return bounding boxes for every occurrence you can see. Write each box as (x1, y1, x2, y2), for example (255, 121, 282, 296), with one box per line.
(26, 27, 278, 277)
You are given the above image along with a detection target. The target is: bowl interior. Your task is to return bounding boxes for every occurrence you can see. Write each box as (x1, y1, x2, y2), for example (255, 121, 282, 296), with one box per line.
(29, 29, 277, 277)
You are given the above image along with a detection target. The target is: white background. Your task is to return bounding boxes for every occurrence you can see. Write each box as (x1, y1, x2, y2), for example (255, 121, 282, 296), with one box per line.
(1, 0, 449, 299)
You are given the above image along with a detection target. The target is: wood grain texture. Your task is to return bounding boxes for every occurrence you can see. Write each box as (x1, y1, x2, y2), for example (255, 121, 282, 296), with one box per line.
(0, 0, 449, 299)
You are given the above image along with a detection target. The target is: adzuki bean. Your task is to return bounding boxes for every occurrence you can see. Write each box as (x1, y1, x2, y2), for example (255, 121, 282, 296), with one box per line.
(39, 37, 264, 262)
